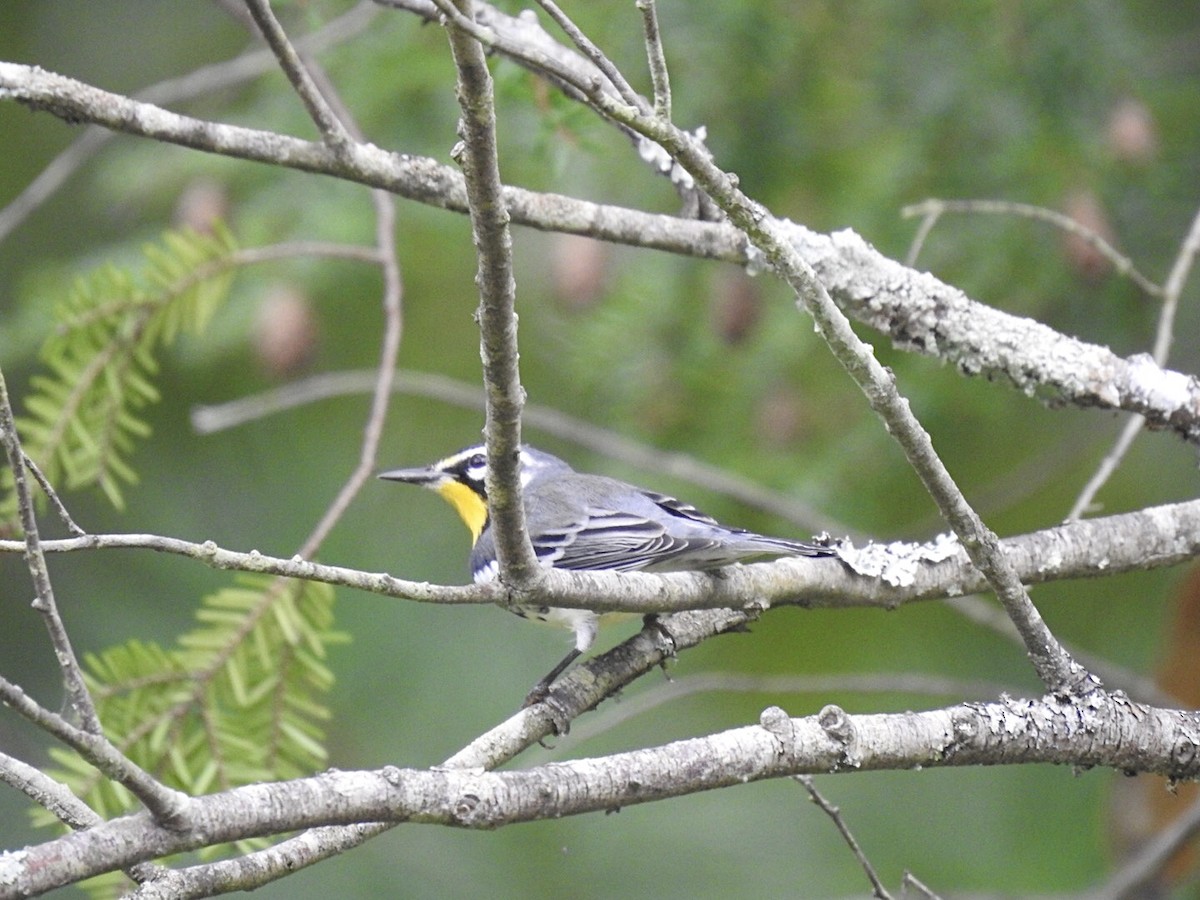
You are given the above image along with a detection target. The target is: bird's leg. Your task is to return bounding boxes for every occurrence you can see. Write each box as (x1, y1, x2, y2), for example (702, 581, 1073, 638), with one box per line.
(523, 647, 582, 708)
(642, 614, 677, 682)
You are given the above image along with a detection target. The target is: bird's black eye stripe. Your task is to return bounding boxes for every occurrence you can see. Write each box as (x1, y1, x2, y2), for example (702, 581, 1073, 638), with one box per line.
(445, 451, 490, 494)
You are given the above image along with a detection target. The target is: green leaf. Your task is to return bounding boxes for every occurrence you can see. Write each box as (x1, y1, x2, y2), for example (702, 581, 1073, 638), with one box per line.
(3, 225, 238, 524)
(37, 574, 347, 859)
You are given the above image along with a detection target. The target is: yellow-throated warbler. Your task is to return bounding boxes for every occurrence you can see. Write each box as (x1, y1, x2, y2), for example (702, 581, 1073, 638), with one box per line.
(380, 444, 833, 696)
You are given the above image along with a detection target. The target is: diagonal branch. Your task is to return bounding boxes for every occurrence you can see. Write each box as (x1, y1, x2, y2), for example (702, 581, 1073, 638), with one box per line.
(242, 0, 353, 150)
(1067, 203, 1200, 520)
(566, 85, 1088, 692)
(0, 675, 191, 829)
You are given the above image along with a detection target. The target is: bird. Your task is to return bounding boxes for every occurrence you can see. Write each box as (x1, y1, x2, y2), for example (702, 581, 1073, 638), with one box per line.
(379, 443, 834, 701)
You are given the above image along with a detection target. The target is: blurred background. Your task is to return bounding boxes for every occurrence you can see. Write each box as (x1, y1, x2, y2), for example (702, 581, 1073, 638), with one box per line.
(2, 1, 1200, 896)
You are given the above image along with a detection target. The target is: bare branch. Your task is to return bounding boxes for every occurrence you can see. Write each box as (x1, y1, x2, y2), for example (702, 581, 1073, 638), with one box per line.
(0, 2, 379, 244)
(902, 198, 1162, 298)
(1, 495, 1198, 618)
(126, 824, 391, 899)
(0, 749, 100, 831)
(901, 871, 944, 900)
(284, 44, 405, 561)
(796, 775, 892, 899)
(1089, 791, 1200, 900)
(438, 0, 540, 585)
(9, 693, 1200, 895)
(2, 61, 1199, 442)
(242, 0, 354, 150)
(0, 751, 164, 889)
(581, 91, 1087, 692)
(534, 0, 649, 114)
(1154, 204, 1200, 364)
(0, 368, 101, 733)
(0, 675, 191, 829)
(1067, 204, 1200, 520)
(636, 0, 672, 120)
(7, 60, 1190, 451)
(19, 451, 85, 536)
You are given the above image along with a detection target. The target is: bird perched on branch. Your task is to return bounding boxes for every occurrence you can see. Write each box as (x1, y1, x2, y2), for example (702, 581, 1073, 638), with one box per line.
(379, 444, 834, 701)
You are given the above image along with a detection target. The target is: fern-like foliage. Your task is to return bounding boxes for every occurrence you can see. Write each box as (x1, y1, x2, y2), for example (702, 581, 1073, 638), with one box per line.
(34, 575, 346, 841)
(8, 225, 237, 518)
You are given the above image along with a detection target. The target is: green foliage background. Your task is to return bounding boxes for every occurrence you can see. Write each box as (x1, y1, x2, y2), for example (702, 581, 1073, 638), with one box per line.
(1, 1, 1199, 896)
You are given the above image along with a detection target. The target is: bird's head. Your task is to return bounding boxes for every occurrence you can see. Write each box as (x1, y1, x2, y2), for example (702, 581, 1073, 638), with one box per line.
(379, 444, 570, 543)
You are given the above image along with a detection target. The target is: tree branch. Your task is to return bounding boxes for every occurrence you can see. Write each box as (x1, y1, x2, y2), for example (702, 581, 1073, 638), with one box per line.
(0, 2, 379, 245)
(0, 751, 166, 889)
(902, 198, 1162, 298)
(0, 368, 101, 733)
(7, 693, 1200, 895)
(636, 0, 672, 120)
(243, 0, 353, 151)
(0, 675, 191, 830)
(2, 61, 1194, 441)
(0, 496, 1197, 617)
(439, 0, 540, 585)
(574, 84, 1086, 693)
(796, 775, 892, 899)
(1067, 202, 1200, 520)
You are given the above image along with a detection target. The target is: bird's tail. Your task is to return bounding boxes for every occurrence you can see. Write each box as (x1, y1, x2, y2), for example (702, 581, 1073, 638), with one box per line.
(736, 532, 836, 558)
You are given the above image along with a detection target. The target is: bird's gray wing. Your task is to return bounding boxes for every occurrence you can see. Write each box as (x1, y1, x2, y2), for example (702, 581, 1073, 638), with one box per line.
(532, 508, 717, 571)
(638, 489, 722, 526)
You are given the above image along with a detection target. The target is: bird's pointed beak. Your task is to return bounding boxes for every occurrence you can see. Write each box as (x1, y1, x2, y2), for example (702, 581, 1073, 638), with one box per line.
(378, 464, 441, 486)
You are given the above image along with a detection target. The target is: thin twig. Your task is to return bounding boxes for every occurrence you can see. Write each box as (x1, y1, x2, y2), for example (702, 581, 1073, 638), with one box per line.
(242, 0, 354, 150)
(0, 674, 191, 828)
(0, 2, 378, 245)
(3, 495, 1200, 614)
(1152, 205, 1200, 362)
(534, 0, 649, 114)
(900, 871, 943, 899)
(1067, 204, 1200, 520)
(902, 198, 1162, 298)
(795, 775, 892, 899)
(636, 0, 671, 120)
(234, 241, 384, 265)
(20, 451, 85, 536)
(1087, 790, 1200, 900)
(903, 205, 942, 267)
(291, 55, 404, 560)
(1066, 412, 1146, 521)
(0, 367, 102, 733)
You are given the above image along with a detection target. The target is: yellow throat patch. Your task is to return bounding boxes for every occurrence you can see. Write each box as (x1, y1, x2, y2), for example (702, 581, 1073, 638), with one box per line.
(436, 480, 489, 544)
